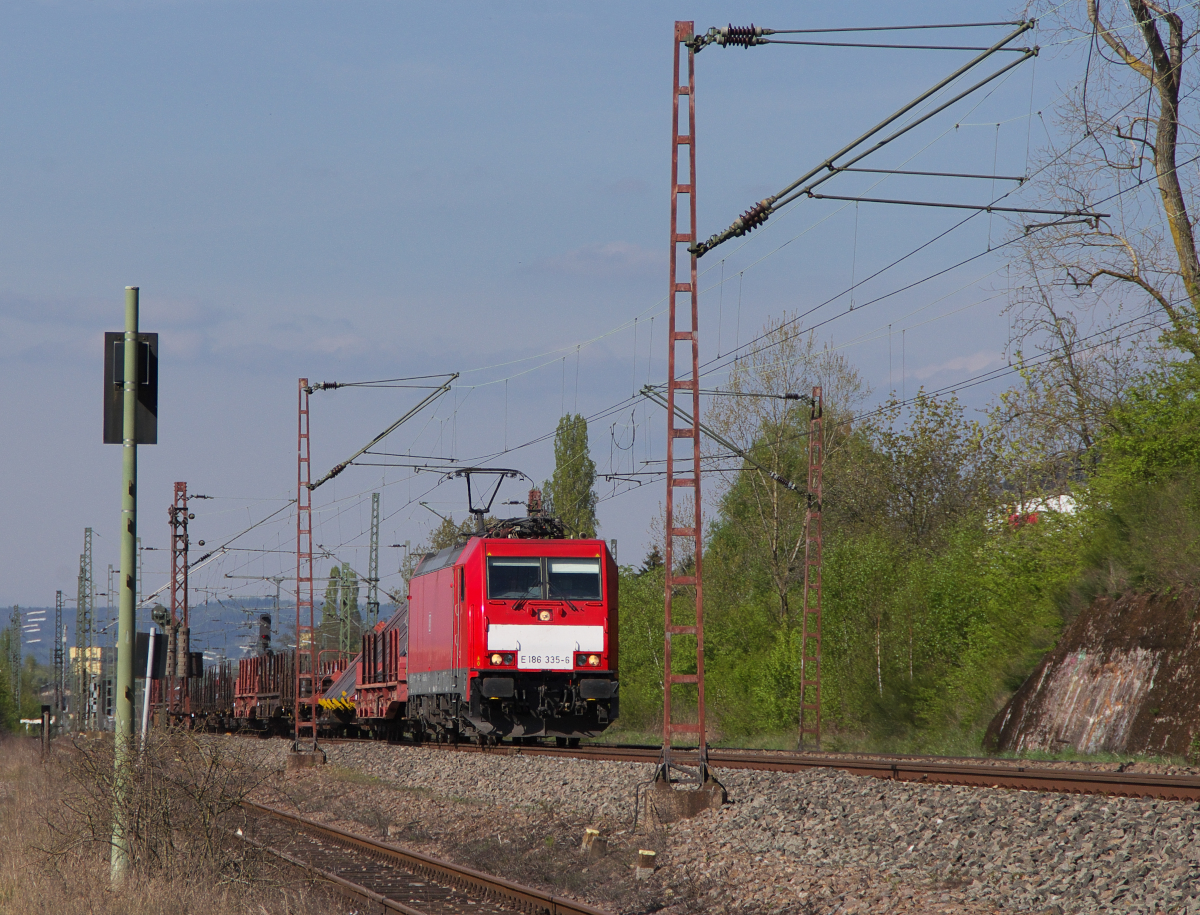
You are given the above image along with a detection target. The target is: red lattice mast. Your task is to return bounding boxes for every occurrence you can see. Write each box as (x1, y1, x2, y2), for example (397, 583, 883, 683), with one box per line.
(658, 20, 711, 785)
(799, 387, 823, 748)
(295, 379, 317, 749)
(169, 481, 189, 716)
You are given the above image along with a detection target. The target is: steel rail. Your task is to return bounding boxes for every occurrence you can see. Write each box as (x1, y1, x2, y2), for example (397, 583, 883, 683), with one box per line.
(242, 800, 612, 915)
(402, 741, 1200, 801)
(225, 733, 1200, 800)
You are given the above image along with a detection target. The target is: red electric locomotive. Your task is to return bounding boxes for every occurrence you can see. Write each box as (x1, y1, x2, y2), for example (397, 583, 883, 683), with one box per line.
(322, 486, 620, 744)
(406, 529, 618, 743)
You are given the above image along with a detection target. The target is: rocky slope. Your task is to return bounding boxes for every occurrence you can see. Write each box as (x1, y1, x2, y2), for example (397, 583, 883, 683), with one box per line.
(986, 591, 1200, 758)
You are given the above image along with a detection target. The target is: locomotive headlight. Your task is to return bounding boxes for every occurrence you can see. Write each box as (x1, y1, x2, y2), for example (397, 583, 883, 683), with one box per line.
(490, 653, 503, 665)
(502, 653, 514, 665)
(587, 654, 601, 667)
(538, 609, 553, 622)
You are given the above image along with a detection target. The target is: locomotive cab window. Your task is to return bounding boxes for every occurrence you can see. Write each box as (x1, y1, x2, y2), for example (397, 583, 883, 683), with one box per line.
(487, 557, 542, 599)
(547, 558, 601, 600)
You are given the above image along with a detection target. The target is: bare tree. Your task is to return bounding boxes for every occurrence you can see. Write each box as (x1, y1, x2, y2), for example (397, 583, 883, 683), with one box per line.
(708, 319, 868, 628)
(1089, 0, 1200, 336)
(998, 1, 1200, 484)
(993, 260, 1148, 501)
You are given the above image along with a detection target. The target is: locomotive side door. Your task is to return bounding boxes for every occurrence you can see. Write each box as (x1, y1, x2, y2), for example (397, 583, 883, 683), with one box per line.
(452, 565, 464, 694)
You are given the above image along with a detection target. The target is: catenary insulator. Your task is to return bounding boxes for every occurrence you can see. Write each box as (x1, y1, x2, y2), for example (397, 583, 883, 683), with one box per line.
(718, 24, 765, 48)
(732, 200, 772, 236)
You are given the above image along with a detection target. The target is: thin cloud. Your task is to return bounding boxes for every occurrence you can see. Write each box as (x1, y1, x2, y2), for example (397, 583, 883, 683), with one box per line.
(910, 349, 1001, 382)
(528, 241, 664, 280)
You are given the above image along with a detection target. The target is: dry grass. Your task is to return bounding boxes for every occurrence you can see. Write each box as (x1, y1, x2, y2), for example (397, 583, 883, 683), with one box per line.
(0, 733, 347, 915)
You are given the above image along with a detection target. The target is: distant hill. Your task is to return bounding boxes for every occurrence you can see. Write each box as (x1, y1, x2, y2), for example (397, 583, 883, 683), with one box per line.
(11, 598, 397, 666)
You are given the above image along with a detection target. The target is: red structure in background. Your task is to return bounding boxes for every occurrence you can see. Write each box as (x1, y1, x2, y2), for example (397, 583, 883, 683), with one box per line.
(659, 20, 712, 786)
(169, 481, 189, 715)
(295, 379, 317, 750)
(799, 388, 823, 748)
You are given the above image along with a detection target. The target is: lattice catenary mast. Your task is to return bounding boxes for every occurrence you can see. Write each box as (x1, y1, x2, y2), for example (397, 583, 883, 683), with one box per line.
(799, 388, 823, 748)
(657, 20, 713, 787)
(367, 492, 381, 628)
(169, 482, 190, 715)
(76, 527, 94, 731)
(54, 590, 64, 732)
(295, 379, 318, 750)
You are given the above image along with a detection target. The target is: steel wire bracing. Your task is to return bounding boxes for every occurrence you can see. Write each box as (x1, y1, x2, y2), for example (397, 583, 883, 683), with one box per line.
(295, 379, 318, 750)
(657, 21, 712, 787)
(689, 21, 1038, 258)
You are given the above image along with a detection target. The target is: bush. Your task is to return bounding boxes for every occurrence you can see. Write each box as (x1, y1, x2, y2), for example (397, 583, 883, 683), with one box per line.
(0, 730, 332, 915)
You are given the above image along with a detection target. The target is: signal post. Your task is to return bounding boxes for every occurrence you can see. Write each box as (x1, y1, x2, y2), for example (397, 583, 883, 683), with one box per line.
(105, 287, 157, 882)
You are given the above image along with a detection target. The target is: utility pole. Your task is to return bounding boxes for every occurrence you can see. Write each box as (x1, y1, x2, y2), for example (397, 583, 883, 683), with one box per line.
(54, 591, 64, 735)
(111, 286, 140, 882)
(367, 492, 380, 628)
(799, 387, 824, 749)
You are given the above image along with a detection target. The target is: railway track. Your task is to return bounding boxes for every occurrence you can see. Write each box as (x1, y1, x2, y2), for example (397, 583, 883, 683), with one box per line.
(239, 800, 610, 915)
(382, 740, 1200, 801)
(240, 731, 1200, 801)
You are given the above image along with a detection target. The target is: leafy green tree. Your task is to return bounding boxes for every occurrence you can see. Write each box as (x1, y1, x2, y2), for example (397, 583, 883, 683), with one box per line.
(640, 545, 664, 574)
(1093, 359, 1200, 492)
(319, 566, 342, 651)
(614, 566, 665, 730)
(1071, 359, 1200, 594)
(338, 564, 362, 652)
(707, 318, 868, 630)
(840, 391, 993, 549)
(317, 564, 363, 652)
(544, 414, 597, 539)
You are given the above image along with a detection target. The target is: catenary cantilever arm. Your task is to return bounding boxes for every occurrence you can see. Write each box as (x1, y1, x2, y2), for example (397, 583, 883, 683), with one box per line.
(310, 374, 459, 490)
(640, 385, 810, 499)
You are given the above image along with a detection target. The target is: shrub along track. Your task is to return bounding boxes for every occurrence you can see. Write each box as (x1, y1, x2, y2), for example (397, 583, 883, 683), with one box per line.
(239, 800, 611, 915)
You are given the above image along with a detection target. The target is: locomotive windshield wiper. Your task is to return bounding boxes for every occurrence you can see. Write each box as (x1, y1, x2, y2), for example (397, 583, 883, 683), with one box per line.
(546, 582, 581, 614)
(512, 584, 543, 614)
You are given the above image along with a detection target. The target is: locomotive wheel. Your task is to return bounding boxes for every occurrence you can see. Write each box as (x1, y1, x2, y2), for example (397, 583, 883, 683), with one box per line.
(555, 736, 568, 748)
(568, 737, 580, 748)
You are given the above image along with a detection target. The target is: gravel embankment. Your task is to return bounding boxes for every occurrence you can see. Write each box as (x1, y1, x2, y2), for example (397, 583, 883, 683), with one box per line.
(708, 748, 1200, 778)
(245, 739, 1200, 915)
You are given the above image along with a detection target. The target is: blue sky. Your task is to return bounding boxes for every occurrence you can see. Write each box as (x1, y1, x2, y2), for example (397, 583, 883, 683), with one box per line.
(0, 2, 1085, 629)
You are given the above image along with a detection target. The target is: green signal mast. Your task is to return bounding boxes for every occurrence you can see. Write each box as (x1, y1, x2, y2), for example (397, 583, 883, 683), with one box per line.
(75, 527, 94, 732)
